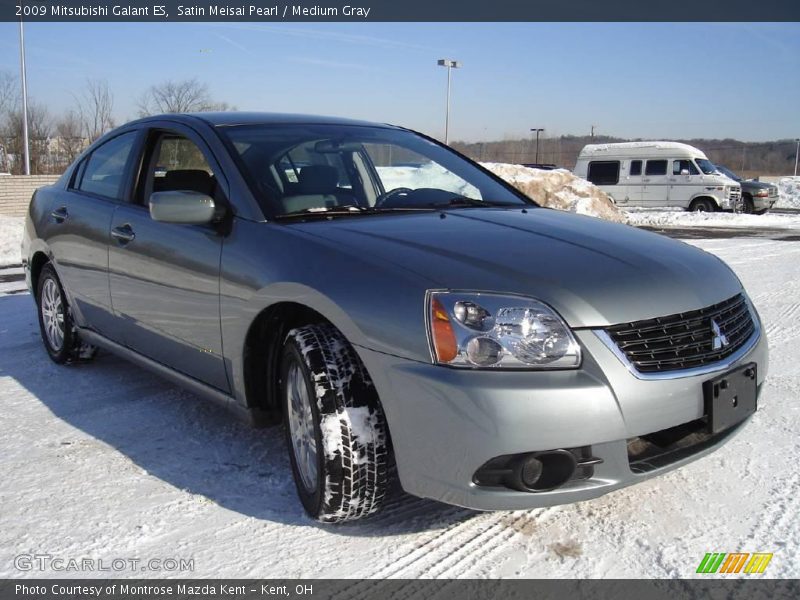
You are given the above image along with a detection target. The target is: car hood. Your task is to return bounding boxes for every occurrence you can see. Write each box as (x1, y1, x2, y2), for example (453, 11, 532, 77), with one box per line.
(290, 208, 742, 327)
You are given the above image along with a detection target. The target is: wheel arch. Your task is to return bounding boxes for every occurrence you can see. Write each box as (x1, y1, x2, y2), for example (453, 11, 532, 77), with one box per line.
(29, 250, 52, 299)
(689, 195, 719, 210)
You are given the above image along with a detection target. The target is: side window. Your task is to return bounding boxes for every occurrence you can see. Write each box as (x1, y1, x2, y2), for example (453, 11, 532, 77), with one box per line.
(645, 160, 667, 176)
(629, 160, 642, 176)
(150, 135, 217, 198)
(673, 159, 699, 175)
(586, 161, 620, 185)
(76, 132, 137, 200)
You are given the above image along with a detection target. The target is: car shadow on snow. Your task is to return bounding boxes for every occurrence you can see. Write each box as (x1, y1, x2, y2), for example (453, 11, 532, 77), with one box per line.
(0, 294, 478, 536)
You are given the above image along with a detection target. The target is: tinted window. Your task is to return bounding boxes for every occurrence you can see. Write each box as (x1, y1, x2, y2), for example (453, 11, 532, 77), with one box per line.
(77, 132, 137, 200)
(630, 160, 642, 176)
(645, 160, 667, 176)
(673, 159, 699, 175)
(587, 161, 620, 185)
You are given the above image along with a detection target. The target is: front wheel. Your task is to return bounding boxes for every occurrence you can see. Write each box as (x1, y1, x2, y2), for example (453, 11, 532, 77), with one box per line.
(281, 324, 388, 522)
(36, 263, 96, 364)
(689, 198, 716, 212)
(741, 196, 755, 214)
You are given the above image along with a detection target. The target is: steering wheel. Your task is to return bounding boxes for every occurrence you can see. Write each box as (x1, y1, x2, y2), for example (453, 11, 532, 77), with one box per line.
(375, 187, 414, 208)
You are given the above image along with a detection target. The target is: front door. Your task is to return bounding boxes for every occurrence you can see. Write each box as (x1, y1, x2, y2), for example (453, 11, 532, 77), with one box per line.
(667, 158, 701, 208)
(108, 127, 229, 392)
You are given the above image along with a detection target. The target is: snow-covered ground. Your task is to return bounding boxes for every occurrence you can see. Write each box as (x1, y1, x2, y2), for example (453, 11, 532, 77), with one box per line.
(0, 215, 24, 267)
(1, 236, 799, 579)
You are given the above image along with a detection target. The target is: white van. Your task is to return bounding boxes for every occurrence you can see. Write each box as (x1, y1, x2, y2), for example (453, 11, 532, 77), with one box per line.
(574, 141, 741, 211)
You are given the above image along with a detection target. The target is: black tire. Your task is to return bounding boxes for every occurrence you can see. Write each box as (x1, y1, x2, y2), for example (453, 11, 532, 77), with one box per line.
(35, 263, 97, 364)
(689, 198, 716, 213)
(742, 196, 755, 214)
(280, 323, 388, 522)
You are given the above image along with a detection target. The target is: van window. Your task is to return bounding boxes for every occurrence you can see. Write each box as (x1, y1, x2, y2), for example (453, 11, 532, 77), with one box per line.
(645, 160, 667, 176)
(673, 160, 699, 175)
(587, 161, 620, 185)
(630, 160, 642, 176)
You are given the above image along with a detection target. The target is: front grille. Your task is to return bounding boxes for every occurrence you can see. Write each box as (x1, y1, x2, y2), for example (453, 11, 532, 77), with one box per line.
(606, 294, 755, 374)
(769, 187, 779, 198)
(728, 188, 741, 201)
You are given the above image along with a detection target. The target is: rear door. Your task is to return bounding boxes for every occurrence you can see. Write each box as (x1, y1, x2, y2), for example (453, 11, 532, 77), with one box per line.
(108, 124, 230, 392)
(46, 130, 141, 336)
(642, 159, 670, 206)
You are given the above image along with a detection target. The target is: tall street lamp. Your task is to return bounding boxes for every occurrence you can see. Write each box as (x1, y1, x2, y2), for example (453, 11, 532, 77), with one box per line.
(18, 18, 31, 175)
(437, 59, 461, 145)
(531, 128, 544, 164)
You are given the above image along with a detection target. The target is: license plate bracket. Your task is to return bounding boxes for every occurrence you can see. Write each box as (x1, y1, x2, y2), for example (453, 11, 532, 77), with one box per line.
(703, 363, 757, 434)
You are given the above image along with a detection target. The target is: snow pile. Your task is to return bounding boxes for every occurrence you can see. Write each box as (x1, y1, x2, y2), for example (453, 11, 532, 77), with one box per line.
(0, 216, 24, 267)
(625, 209, 800, 230)
(479, 163, 627, 223)
(776, 176, 800, 209)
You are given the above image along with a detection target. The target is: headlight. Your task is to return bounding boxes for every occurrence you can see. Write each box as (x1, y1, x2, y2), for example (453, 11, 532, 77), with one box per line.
(427, 291, 581, 369)
(754, 190, 769, 198)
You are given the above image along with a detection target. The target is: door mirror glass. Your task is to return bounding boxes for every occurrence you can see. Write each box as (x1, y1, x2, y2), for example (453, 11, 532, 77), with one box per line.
(149, 190, 216, 224)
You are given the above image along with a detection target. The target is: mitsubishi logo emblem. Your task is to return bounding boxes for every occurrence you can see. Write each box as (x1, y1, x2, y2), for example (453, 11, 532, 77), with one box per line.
(711, 319, 729, 350)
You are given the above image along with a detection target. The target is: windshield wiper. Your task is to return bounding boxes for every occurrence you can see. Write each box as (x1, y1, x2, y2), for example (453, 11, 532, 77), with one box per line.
(274, 204, 435, 220)
(429, 196, 524, 209)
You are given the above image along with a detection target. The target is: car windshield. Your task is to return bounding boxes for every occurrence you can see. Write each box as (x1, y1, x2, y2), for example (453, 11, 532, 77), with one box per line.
(713, 164, 741, 181)
(695, 158, 719, 175)
(219, 123, 531, 218)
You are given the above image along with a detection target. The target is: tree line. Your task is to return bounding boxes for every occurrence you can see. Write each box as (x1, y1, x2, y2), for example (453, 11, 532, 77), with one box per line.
(0, 73, 234, 174)
(452, 134, 798, 177)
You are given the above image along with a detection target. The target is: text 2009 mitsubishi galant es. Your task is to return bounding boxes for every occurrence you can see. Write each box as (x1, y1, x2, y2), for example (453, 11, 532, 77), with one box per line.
(22, 113, 768, 522)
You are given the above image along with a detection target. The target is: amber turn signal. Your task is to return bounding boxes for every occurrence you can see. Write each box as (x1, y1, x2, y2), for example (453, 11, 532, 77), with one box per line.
(430, 297, 458, 363)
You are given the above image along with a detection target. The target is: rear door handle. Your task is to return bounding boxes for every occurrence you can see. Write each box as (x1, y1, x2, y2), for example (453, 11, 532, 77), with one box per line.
(51, 206, 68, 222)
(110, 224, 135, 244)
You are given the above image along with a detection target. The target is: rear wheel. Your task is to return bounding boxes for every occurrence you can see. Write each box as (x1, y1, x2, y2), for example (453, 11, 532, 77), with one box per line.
(689, 198, 716, 213)
(280, 323, 388, 522)
(36, 263, 96, 364)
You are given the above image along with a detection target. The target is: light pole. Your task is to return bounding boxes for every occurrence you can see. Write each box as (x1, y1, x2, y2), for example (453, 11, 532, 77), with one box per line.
(795, 138, 799, 177)
(18, 18, 31, 175)
(437, 59, 461, 145)
(531, 128, 544, 164)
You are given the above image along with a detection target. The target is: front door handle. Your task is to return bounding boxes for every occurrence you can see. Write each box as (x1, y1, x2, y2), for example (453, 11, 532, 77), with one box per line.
(51, 206, 68, 223)
(111, 224, 135, 244)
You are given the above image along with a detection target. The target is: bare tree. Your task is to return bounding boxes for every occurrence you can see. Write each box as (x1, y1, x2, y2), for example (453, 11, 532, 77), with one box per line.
(3, 101, 51, 174)
(137, 78, 235, 116)
(0, 71, 17, 118)
(55, 110, 86, 165)
(75, 78, 115, 142)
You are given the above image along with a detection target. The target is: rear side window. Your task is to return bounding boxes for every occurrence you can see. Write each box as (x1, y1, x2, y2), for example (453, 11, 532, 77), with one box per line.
(629, 160, 642, 176)
(645, 160, 667, 176)
(587, 161, 620, 185)
(673, 159, 699, 175)
(76, 132, 137, 200)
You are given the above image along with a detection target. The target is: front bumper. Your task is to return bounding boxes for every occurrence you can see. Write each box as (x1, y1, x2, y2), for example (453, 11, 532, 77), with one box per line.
(357, 328, 768, 511)
(752, 197, 776, 211)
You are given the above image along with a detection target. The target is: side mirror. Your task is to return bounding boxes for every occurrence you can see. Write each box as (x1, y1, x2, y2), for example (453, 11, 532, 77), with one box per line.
(680, 169, 690, 176)
(149, 190, 216, 224)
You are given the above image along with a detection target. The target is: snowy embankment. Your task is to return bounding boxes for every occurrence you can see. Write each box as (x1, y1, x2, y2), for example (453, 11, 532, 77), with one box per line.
(625, 208, 800, 230)
(776, 176, 800, 209)
(480, 163, 626, 223)
(0, 216, 24, 267)
(1, 238, 798, 578)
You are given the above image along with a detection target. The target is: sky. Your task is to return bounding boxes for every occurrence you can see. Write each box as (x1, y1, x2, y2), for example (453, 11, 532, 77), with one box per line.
(0, 21, 798, 143)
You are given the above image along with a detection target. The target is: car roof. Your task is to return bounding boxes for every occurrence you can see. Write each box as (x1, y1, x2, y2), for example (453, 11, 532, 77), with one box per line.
(131, 111, 400, 129)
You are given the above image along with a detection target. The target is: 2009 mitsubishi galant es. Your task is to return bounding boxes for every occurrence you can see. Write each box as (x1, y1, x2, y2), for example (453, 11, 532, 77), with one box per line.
(23, 113, 768, 522)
